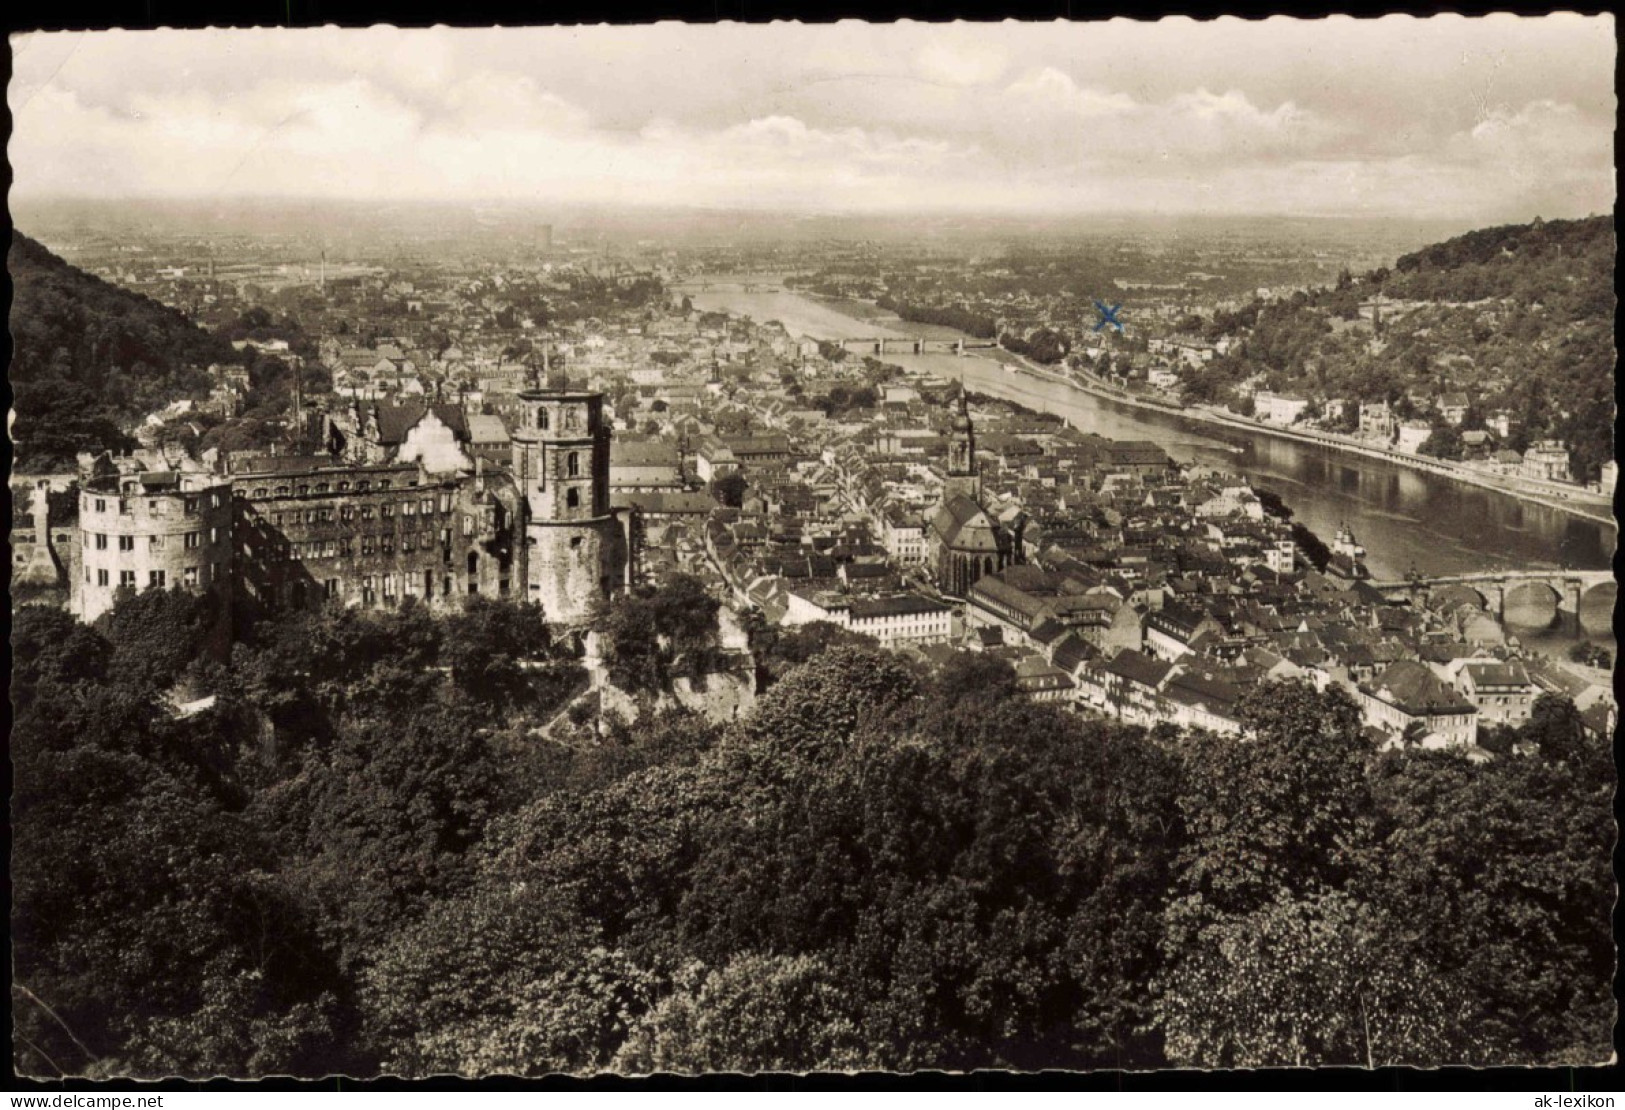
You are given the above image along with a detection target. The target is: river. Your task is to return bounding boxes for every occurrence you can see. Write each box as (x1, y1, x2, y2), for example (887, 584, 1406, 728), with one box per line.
(688, 285, 1616, 637)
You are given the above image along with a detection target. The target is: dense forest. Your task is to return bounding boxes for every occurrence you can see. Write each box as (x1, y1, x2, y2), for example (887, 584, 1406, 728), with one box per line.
(8, 232, 247, 471)
(1001, 326, 1071, 365)
(1176, 216, 1615, 481)
(12, 580, 1614, 1077)
(874, 295, 997, 339)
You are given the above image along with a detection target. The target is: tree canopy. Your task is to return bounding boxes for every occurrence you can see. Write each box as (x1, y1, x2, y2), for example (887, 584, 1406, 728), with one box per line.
(12, 598, 1615, 1076)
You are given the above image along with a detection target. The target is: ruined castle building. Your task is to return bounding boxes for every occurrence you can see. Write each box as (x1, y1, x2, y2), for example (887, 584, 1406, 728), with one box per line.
(230, 461, 521, 616)
(74, 472, 235, 624)
(511, 384, 629, 624)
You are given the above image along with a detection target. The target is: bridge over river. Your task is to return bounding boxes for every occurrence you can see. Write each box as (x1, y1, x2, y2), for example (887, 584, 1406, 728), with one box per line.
(1371, 570, 1616, 634)
(832, 336, 999, 356)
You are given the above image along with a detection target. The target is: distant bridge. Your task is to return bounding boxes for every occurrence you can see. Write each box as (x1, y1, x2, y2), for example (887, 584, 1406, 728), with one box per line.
(681, 281, 784, 294)
(831, 336, 999, 357)
(1371, 570, 1616, 634)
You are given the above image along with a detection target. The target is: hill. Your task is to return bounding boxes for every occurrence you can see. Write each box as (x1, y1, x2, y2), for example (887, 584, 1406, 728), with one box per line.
(8, 231, 244, 471)
(1174, 215, 1615, 482)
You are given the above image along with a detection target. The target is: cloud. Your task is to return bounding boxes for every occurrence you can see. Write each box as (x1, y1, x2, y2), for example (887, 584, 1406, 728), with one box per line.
(1004, 67, 1137, 118)
(436, 72, 592, 134)
(995, 70, 1330, 174)
(7, 21, 1615, 220)
(1454, 98, 1607, 164)
(914, 39, 1009, 87)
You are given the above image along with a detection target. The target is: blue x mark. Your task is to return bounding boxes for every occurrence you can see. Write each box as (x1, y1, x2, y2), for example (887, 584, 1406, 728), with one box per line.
(1093, 300, 1124, 333)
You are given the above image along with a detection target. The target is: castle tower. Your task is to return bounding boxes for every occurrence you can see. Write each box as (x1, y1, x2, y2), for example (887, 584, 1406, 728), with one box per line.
(511, 381, 628, 624)
(944, 389, 980, 504)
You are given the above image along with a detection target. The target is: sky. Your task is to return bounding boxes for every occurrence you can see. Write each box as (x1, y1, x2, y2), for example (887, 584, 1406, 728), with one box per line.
(7, 17, 1616, 221)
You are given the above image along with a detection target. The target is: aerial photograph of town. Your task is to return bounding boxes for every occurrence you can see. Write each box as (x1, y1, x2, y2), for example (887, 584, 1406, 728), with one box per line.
(7, 15, 1618, 1086)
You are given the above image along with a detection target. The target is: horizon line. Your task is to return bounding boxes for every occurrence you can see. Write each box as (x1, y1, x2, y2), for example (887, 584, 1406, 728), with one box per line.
(10, 194, 1556, 225)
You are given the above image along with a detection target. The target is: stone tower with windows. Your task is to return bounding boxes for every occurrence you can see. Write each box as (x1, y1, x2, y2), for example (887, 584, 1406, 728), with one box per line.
(510, 380, 628, 624)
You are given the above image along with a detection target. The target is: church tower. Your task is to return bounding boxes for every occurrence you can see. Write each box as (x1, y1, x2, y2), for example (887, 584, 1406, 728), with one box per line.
(510, 377, 628, 624)
(928, 388, 1013, 598)
(944, 389, 980, 504)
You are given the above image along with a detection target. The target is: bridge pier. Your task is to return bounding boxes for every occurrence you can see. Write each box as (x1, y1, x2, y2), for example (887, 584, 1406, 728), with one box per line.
(1376, 571, 1613, 635)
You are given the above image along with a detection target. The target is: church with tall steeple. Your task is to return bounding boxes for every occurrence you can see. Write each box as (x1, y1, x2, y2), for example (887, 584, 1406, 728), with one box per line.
(928, 390, 1017, 597)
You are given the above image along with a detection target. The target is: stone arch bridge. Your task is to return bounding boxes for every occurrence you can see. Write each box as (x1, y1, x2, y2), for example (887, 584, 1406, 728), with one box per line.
(1371, 569, 1616, 635)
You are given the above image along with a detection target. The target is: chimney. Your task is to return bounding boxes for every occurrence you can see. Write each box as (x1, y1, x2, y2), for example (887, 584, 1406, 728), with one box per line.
(33, 482, 50, 549)
(292, 355, 304, 440)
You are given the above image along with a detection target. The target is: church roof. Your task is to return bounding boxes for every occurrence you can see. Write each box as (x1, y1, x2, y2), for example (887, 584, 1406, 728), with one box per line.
(465, 414, 510, 445)
(931, 494, 1004, 553)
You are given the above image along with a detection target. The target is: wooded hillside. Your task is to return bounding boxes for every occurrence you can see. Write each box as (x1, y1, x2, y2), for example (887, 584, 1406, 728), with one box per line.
(9, 231, 242, 470)
(1178, 216, 1615, 480)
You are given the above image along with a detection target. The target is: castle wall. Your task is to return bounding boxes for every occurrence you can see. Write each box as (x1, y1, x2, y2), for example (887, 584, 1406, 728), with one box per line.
(524, 515, 627, 624)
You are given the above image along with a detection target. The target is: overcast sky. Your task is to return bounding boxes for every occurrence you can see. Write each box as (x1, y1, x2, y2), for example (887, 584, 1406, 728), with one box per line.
(8, 17, 1615, 221)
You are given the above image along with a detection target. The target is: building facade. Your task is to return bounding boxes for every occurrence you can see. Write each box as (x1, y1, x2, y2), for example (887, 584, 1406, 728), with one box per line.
(1356, 661, 1479, 748)
(846, 595, 955, 647)
(230, 460, 521, 616)
(1520, 440, 1572, 483)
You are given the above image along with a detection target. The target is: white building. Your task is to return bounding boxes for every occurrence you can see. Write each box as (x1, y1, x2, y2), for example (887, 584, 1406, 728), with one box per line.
(1264, 539, 1296, 575)
(1147, 366, 1181, 391)
(1520, 440, 1571, 483)
(782, 588, 952, 648)
(1359, 401, 1395, 439)
(846, 595, 955, 648)
(1254, 391, 1310, 425)
(1451, 660, 1538, 728)
(882, 513, 930, 566)
(1396, 421, 1432, 454)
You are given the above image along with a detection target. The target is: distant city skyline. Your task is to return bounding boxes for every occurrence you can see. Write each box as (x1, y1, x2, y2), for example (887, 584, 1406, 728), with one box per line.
(8, 17, 1616, 222)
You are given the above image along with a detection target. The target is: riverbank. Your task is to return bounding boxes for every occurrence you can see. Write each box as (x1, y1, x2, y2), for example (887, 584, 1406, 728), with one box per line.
(1022, 358, 1616, 529)
(681, 280, 1614, 578)
(781, 288, 1615, 529)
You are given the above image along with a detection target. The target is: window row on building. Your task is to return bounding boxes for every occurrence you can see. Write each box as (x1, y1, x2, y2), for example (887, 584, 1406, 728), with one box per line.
(277, 531, 453, 560)
(88, 492, 228, 515)
(240, 476, 419, 499)
(89, 527, 224, 551)
(242, 567, 510, 611)
(261, 494, 453, 526)
(85, 562, 223, 590)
